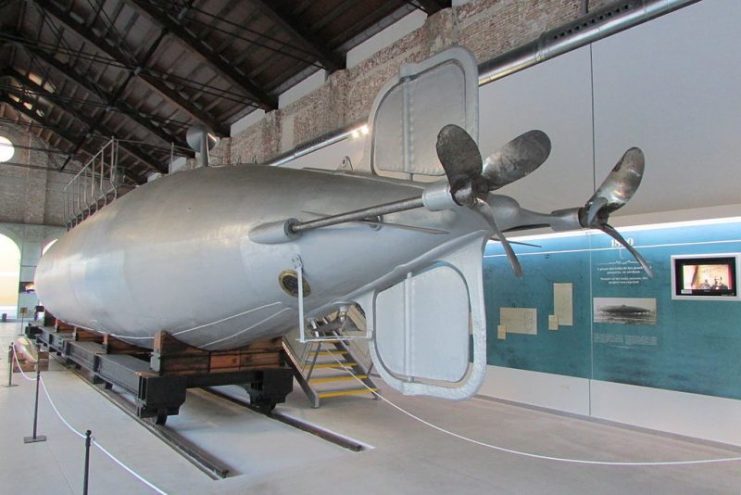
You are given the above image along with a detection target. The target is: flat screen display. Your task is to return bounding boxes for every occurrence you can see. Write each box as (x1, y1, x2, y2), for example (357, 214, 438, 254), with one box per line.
(672, 255, 738, 299)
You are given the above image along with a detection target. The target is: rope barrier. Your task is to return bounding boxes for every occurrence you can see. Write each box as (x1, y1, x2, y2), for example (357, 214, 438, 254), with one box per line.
(10, 345, 38, 382)
(38, 378, 85, 439)
(327, 351, 741, 467)
(92, 440, 168, 495)
(39, 376, 168, 493)
(11, 345, 169, 493)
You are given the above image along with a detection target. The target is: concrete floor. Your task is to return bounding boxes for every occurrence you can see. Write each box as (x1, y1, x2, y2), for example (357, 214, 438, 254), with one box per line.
(1, 321, 740, 495)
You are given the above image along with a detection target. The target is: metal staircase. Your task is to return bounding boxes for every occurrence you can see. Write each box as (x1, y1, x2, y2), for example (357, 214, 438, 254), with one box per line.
(283, 308, 377, 408)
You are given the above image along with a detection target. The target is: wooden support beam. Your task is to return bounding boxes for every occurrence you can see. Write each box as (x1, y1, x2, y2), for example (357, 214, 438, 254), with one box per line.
(0, 97, 144, 182)
(248, 0, 345, 72)
(126, 0, 278, 110)
(152, 331, 283, 375)
(15, 39, 191, 152)
(6, 68, 167, 174)
(0, 95, 85, 151)
(41, 0, 230, 136)
(73, 327, 104, 343)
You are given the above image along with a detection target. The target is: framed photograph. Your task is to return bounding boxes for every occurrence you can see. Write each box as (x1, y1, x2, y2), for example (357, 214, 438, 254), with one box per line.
(671, 254, 740, 301)
(594, 297, 657, 325)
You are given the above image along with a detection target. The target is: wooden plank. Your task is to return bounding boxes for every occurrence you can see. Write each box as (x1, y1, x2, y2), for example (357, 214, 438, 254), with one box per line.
(43, 313, 57, 327)
(210, 355, 239, 369)
(103, 334, 150, 356)
(74, 328, 104, 342)
(153, 330, 285, 374)
(237, 353, 281, 368)
(154, 330, 203, 355)
(56, 320, 75, 332)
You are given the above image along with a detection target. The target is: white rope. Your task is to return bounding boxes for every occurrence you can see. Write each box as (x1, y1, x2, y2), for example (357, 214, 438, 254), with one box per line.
(39, 377, 86, 439)
(10, 345, 37, 381)
(33, 373, 169, 494)
(92, 440, 168, 495)
(327, 351, 741, 467)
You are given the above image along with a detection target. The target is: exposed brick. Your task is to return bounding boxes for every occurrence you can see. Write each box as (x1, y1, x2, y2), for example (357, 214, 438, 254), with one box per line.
(0, 124, 80, 227)
(226, 0, 613, 167)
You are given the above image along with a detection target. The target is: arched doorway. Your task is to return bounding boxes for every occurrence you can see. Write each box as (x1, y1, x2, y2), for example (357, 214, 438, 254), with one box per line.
(0, 233, 21, 320)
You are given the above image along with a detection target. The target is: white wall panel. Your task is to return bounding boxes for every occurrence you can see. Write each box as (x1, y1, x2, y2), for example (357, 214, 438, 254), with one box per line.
(479, 366, 591, 416)
(592, 0, 741, 216)
(478, 47, 594, 213)
(590, 380, 741, 447)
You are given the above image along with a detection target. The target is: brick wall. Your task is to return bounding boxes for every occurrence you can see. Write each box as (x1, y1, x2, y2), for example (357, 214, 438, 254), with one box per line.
(216, 0, 621, 167)
(0, 124, 76, 227)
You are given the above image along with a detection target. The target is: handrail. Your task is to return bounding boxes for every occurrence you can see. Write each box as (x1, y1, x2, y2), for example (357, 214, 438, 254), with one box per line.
(62, 138, 121, 228)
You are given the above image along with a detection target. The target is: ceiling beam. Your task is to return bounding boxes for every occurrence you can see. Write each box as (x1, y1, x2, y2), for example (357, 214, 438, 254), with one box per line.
(1, 97, 143, 183)
(4, 69, 167, 174)
(126, 0, 278, 110)
(12, 38, 192, 153)
(247, 0, 345, 72)
(0, 95, 87, 154)
(40, 0, 230, 136)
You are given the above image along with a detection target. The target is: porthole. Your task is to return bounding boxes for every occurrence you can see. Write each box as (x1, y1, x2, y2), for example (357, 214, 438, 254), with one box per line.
(279, 270, 311, 297)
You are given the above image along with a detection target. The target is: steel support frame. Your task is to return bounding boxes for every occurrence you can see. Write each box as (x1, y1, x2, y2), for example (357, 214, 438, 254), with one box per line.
(5, 69, 166, 174)
(15, 38, 192, 152)
(0, 96, 142, 182)
(126, 0, 278, 110)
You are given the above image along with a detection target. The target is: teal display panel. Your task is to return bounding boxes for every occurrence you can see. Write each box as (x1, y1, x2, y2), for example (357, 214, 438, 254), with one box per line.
(484, 220, 741, 400)
(484, 234, 592, 378)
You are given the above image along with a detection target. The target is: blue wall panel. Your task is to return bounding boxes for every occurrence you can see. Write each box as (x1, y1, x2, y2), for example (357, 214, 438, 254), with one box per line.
(484, 220, 741, 400)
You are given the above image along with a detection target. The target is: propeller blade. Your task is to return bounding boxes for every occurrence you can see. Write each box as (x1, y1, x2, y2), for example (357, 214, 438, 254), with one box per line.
(584, 147, 645, 225)
(585, 196, 608, 227)
(436, 124, 484, 202)
(598, 223, 654, 278)
(482, 130, 551, 190)
(475, 199, 523, 277)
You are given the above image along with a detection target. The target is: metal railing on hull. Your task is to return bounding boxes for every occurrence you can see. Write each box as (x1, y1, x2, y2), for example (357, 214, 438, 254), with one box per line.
(63, 138, 125, 229)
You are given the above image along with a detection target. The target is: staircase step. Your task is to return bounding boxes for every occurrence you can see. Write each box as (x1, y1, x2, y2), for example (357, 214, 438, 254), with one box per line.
(310, 362, 358, 369)
(318, 388, 378, 399)
(309, 374, 367, 385)
(314, 350, 348, 357)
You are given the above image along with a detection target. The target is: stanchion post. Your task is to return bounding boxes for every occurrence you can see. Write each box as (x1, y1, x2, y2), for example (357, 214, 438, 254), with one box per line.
(83, 430, 92, 495)
(19, 308, 26, 336)
(23, 363, 47, 443)
(6, 344, 18, 388)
